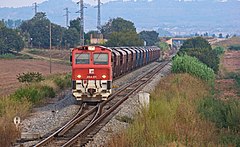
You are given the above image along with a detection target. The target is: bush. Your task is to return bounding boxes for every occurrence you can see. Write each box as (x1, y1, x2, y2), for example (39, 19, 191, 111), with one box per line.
(0, 53, 16, 59)
(11, 85, 55, 104)
(12, 87, 40, 103)
(172, 55, 215, 85)
(0, 53, 32, 59)
(220, 133, 240, 146)
(198, 97, 240, 132)
(17, 72, 44, 84)
(229, 45, 240, 51)
(54, 73, 71, 90)
(213, 46, 225, 55)
(39, 86, 55, 98)
(178, 37, 221, 73)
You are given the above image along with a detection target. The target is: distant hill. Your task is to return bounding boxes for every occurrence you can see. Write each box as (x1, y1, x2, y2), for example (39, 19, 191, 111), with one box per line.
(0, 0, 240, 35)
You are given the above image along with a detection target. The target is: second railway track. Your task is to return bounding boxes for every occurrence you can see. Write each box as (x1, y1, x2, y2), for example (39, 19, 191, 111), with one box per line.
(20, 60, 171, 147)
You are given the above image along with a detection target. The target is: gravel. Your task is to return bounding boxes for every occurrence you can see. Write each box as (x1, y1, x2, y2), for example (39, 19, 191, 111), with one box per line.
(85, 62, 172, 147)
(17, 61, 171, 147)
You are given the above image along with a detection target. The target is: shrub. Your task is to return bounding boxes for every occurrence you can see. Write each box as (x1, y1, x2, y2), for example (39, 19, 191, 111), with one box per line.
(0, 53, 15, 59)
(220, 133, 240, 146)
(54, 73, 71, 90)
(178, 37, 221, 73)
(0, 53, 32, 59)
(54, 77, 65, 89)
(12, 87, 40, 103)
(11, 85, 55, 104)
(39, 86, 55, 98)
(213, 46, 225, 55)
(17, 72, 44, 84)
(172, 55, 215, 85)
(198, 97, 240, 132)
(229, 45, 240, 51)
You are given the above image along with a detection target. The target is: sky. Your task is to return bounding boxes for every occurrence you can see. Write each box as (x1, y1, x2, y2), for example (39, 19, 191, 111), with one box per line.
(0, 0, 119, 8)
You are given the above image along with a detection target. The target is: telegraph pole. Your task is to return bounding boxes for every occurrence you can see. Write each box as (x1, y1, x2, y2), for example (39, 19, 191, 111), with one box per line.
(64, 8, 70, 28)
(49, 22, 52, 73)
(97, 0, 101, 32)
(76, 0, 86, 46)
(33, 2, 38, 15)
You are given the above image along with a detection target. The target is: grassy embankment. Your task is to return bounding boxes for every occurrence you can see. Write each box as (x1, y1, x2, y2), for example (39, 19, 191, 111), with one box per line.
(108, 54, 240, 146)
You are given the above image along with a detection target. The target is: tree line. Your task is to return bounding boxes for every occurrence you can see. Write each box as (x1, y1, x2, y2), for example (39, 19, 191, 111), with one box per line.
(0, 12, 160, 55)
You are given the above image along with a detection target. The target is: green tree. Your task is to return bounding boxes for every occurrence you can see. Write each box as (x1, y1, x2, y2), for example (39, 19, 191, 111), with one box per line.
(0, 26, 24, 54)
(69, 18, 80, 33)
(101, 17, 143, 46)
(156, 42, 170, 52)
(51, 24, 65, 48)
(20, 12, 64, 49)
(101, 17, 136, 39)
(178, 37, 220, 73)
(0, 20, 4, 29)
(62, 28, 79, 48)
(139, 30, 159, 46)
(106, 31, 143, 47)
(20, 12, 50, 48)
(219, 33, 223, 38)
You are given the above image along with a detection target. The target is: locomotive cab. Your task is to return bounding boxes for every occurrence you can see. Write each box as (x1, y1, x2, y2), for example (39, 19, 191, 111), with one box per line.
(71, 46, 112, 102)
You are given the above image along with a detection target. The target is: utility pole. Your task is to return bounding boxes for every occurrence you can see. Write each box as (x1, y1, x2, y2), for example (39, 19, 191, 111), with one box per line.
(49, 22, 52, 73)
(64, 8, 70, 28)
(76, 0, 86, 46)
(33, 2, 38, 15)
(97, 0, 101, 32)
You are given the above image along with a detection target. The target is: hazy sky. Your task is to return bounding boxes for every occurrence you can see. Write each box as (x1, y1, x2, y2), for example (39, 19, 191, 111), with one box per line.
(0, 0, 122, 8)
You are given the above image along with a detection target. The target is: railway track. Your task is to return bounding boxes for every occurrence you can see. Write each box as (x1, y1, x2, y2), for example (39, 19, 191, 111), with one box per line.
(30, 60, 170, 147)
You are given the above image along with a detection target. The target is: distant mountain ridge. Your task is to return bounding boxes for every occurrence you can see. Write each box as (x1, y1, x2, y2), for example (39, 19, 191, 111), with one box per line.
(0, 0, 240, 35)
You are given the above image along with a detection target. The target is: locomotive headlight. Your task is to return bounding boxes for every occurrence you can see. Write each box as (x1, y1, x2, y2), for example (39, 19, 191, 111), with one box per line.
(102, 75, 106, 79)
(88, 46, 95, 51)
(77, 75, 81, 78)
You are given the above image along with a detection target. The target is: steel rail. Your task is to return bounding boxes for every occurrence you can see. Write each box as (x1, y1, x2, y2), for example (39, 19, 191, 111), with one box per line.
(62, 61, 170, 146)
(34, 103, 86, 147)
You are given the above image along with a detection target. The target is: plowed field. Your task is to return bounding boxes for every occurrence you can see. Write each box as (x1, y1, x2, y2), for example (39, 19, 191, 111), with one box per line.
(216, 50, 240, 100)
(0, 59, 71, 96)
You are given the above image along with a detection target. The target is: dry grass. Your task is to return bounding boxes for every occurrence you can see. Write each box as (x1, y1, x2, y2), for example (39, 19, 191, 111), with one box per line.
(0, 73, 70, 145)
(0, 96, 31, 146)
(107, 73, 218, 146)
(213, 37, 240, 49)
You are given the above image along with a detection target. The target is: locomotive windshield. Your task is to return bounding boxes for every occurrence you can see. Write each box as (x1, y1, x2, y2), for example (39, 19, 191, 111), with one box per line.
(75, 53, 90, 64)
(94, 53, 109, 65)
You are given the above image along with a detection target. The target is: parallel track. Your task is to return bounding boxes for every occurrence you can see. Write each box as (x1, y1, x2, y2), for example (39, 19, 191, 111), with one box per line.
(32, 60, 170, 147)
(63, 61, 170, 146)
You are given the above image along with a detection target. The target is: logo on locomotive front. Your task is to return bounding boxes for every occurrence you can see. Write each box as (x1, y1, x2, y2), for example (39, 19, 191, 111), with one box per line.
(89, 69, 94, 74)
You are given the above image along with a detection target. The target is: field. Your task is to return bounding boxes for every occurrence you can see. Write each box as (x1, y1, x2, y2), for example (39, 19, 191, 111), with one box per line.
(215, 37, 240, 100)
(0, 59, 71, 96)
(220, 50, 240, 73)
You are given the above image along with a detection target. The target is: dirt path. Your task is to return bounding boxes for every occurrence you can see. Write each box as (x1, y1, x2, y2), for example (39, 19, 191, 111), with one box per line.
(20, 49, 67, 63)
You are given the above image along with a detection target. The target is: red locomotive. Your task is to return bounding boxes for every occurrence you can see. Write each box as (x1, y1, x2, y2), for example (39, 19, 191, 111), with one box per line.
(71, 46, 161, 102)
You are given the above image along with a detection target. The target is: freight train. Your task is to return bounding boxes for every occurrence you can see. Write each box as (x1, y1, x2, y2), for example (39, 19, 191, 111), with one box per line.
(70, 46, 161, 102)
